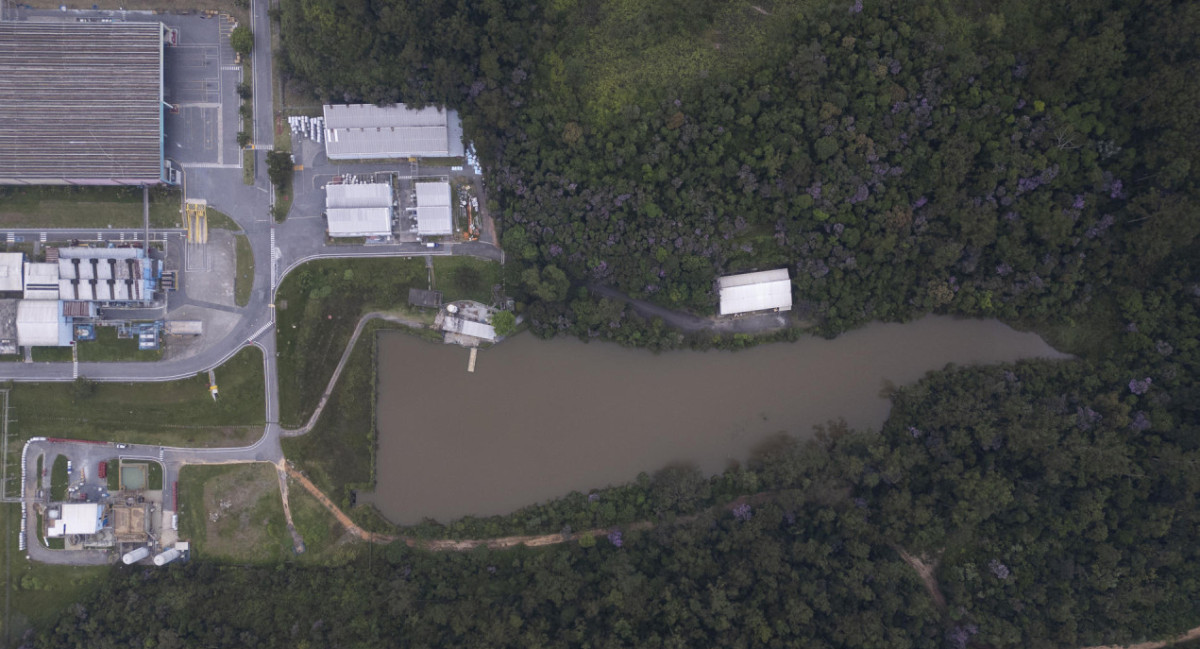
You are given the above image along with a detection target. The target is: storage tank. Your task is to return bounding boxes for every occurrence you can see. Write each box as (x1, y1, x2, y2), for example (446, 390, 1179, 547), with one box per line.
(122, 547, 151, 565)
(153, 548, 181, 566)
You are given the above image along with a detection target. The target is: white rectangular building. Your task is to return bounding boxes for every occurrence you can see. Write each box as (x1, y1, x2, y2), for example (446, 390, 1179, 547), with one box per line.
(47, 503, 104, 537)
(323, 104, 465, 160)
(16, 299, 68, 347)
(23, 262, 58, 300)
(718, 269, 793, 316)
(442, 315, 497, 342)
(415, 181, 453, 236)
(0, 253, 23, 292)
(325, 182, 393, 237)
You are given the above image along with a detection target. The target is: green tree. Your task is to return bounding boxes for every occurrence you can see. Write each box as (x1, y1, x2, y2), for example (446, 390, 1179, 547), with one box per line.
(230, 26, 253, 58)
(491, 310, 516, 337)
(237, 131, 251, 148)
(266, 151, 292, 189)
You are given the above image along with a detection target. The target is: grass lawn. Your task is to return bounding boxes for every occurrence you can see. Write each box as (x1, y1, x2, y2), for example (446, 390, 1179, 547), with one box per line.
(106, 460, 119, 492)
(76, 327, 163, 363)
(282, 319, 387, 506)
(177, 463, 293, 563)
(10, 347, 265, 448)
(287, 481, 362, 565)
(147, 461, 163, 491)
(283, 323, 441, 510)
(243, 149, 256, 186)
(208, 208, 242, 232)
(275, 257, 428, 427)
(30, 347, 72, 363)
(49, 456, 67, 501)
(436, 256, 504, 304)
(0, 503, 108, 645)
(235, 234, 254, 307)
(275, 257, 501, 429)
(0, 186, 181, 229)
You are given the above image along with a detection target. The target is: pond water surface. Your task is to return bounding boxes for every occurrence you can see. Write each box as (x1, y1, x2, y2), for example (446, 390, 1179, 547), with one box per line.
(365, 316, 1069, 524)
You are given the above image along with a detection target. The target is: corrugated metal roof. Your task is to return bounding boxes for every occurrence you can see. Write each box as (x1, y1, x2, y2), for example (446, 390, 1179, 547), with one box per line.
(415, 181, 451, 206)
(718, 269, 792, 315)
(325, 182, 392, 209)
(0, 22, 164, 185)
(327, 207, 392, 237)
(416, 206, 452, 236)
(16, 299, 64, 347)
(322, 104, 462, 159)
(0, 253, 23, 292)
(443, 315, 496, 342)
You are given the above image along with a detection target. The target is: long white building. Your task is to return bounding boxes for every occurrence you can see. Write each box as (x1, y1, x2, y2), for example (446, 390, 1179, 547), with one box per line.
(717, 269, 793, 316)
(323, 104, 465, 160)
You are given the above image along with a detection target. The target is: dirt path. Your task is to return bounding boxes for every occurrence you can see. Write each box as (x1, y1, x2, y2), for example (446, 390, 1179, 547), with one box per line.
(282, 469, 1200, 649)
(895, 547, 946, 609)
(284, 463, 655, 550)
(284, 465, 397, 544)
(280, 311, 427, 438)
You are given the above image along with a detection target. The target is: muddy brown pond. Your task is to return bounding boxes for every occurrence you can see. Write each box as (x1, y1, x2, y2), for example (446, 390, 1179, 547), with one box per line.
(363, 316, 1069, 524)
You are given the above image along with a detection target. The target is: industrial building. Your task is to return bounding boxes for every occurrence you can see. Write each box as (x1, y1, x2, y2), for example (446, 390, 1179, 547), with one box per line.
(717, 269, 793, 316)
(322, 103, 465, 160)
(46, 502, 105, 538)
(0, 253, 24, 295)
(56, 247, 157, 303)
(16, 300, 70, 347)
(0, 22, 170, 185)
(24, 262, 60, 300)
(325, 182, 393, 237)
(415, 181, 453, 237)
(0, 248, 164, 349)
(442, 315, 497, 343)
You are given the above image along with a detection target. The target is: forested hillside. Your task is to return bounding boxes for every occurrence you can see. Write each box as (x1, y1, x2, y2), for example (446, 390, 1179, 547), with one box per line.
(281, 0, 1198, 336)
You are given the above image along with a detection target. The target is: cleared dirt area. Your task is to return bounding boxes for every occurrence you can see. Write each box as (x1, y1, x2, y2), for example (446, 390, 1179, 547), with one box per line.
(182, 463, 291, 562)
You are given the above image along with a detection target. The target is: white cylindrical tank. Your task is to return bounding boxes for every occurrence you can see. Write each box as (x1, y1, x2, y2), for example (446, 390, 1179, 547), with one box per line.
(446, 304, 459, 313)
(122, 547, 151, 565)
(153, 548, 181, 566)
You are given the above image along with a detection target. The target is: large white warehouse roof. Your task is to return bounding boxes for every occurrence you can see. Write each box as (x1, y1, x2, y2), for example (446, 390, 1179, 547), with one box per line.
(327, 208, 393, 237)
(48, 503, 104, 537)
(325, 182, 392, 209)
(718, 269, 792, 316)
(16, 299, 66, 347)
(415, 181, 451, 206)
(325, 182, 394, 237)
(323, 104, 464, 160)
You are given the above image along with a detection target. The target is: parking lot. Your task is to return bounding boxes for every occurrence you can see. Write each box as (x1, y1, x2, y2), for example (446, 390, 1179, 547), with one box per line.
(162, 14, 241, 167)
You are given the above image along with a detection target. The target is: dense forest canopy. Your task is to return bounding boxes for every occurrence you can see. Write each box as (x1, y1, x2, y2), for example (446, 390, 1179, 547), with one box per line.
(281, 0, 1197, 335)
(33, 0, 1200, 646)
